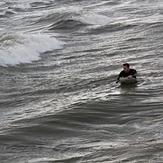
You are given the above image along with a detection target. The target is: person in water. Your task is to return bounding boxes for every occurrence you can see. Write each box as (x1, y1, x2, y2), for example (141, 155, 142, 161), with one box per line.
(117, 63, 137, 83)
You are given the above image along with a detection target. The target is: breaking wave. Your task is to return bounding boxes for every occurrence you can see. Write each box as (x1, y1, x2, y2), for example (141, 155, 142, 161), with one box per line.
(0, 33, 63, 67)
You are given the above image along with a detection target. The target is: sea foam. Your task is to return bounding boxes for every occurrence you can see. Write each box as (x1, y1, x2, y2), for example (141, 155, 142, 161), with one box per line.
(0, 33, 63, 67)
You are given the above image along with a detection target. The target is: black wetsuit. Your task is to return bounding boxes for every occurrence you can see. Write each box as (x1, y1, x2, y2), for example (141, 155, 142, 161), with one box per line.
(117, 69, 137, 81)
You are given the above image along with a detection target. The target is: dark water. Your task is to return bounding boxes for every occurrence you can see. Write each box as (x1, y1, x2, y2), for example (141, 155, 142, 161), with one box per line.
(0, 0, 163, 162)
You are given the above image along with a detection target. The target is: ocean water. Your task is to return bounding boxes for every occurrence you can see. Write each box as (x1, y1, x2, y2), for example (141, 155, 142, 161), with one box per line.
(0, 0, 163, 162)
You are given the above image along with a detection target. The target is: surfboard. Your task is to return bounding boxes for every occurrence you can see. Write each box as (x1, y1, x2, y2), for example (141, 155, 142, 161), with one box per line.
(119, 77, 137, 84)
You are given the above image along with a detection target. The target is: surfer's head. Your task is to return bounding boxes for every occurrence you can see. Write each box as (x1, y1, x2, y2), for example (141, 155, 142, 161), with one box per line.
(123, 63, 130, 72)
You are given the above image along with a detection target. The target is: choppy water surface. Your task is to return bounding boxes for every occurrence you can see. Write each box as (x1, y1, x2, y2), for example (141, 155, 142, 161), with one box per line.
(0, 0, 163, 162)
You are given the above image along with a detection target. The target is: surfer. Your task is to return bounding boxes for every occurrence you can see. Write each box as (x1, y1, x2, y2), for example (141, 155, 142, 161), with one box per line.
(116, 63, 137, 83)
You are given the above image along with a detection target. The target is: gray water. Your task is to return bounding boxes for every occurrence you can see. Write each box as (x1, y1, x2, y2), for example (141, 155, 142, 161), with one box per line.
(0, 0, 163, 162)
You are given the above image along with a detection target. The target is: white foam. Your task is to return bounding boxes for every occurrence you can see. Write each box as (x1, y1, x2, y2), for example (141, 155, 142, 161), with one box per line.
(0, 33, 64, 67)
(75, 13, 114, 26)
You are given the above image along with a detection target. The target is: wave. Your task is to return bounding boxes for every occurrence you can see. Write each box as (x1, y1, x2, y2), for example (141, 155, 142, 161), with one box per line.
(49, 18, 85, 31)
(49, 12, 114, 31)
(0, 33, 63, 67)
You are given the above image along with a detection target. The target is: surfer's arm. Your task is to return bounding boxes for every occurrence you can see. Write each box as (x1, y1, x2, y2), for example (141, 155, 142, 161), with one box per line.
(116, 71, 123, 83)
